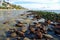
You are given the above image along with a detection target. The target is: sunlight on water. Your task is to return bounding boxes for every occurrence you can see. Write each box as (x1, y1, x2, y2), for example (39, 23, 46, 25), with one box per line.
(0, 10, 28, 21)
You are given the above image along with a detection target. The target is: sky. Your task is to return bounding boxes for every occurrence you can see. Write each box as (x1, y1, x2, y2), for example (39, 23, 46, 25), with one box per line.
(5, 0, 60, 10)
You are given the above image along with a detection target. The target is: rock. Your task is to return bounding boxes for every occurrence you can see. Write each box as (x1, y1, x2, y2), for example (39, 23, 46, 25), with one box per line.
(3, 21, 9, 24)
(24, 37, 30, 40)
(6, 38, 10, 40)
(43, 34, 53, 39)
(11, 32, 17, 38)
(22, 27, 27, 32)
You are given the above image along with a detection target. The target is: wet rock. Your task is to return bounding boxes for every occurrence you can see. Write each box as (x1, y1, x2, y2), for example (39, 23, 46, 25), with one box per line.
(43, 34, 53, 39)
(3, 21, 9, 24)
(24, 37, 30, 40)
(11, 32, 17, 38)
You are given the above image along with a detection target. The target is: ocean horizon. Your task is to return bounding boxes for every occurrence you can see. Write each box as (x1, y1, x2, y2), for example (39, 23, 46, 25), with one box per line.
(31, 10, 60, 14)
(42, 10, 60, 14)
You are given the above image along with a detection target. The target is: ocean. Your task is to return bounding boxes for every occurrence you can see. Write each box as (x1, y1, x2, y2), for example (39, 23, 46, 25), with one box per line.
(43, 10, 60, 14)
(32, 10, 60, 14)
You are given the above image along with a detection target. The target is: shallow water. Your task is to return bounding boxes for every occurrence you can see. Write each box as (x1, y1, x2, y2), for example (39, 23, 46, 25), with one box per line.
(47, 30, 60, 40)
(0, 10, 60, 40)
(0, 10, 29, 21)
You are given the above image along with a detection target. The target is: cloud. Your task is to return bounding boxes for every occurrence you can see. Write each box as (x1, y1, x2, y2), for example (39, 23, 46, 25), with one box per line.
(19, 4, 60, 10)
(13, 2, 38, 4)
(5, 0, 60, 10)
(5, 0, 59, 4)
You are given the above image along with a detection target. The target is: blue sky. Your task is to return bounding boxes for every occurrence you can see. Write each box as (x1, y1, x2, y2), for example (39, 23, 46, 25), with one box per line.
(5, 0, 60, 10)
